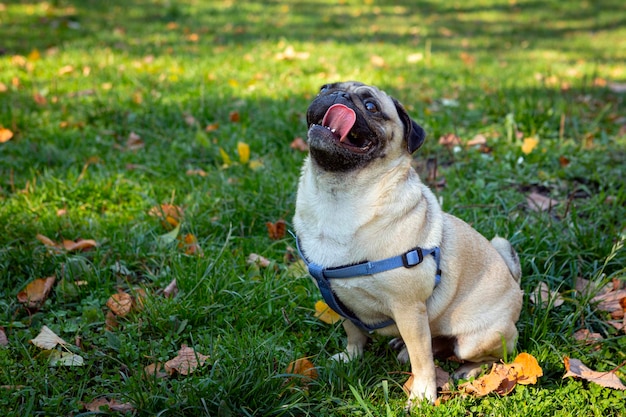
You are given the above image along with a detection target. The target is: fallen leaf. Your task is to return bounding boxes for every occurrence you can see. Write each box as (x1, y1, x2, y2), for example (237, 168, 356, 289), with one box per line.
(143, 362, 168, 379)
(105, 311, 118, 330)
(608, 82, 626, 94)
(460, 362, 518, 396)
(163, 279, 178, 298)
(186, 168, 207, 177)
(84, 398, 134, 413)
(275, 45, 310, 61)
(266, 219, 286, 240)
(439, 133, 462, 148)
(314, 300, 342, 325)
(0, 127, 14, 143)
(573, 329, 603, 344)
(526, 192, 559, 212)
(178, 233, 203, 256)
(49, 350, 84, 366)
(205, 123, 219, 132)
(125, 132, 144, 151)
(164, 344, 210, 376)
(219, 147, 232, 166)
(106, 292, 133, 317)
(530, 282, 564, 307)
(247, 253, 272, 268)
(156, 223, 181, 245)
(62, 238, 97, 252)
(467, 134, 487, 147)
(149, 204, 184, 228)
(58, 65, 74, 76)
(521, 137, 539, 154)
(284, 357, 318, 391)
(17, 276, 56, 309)
(290, 137, 308, 151)
(237, 141, 250, 164)
(30, 325, 68, 350)
(512, 352, 543, 385)
(0, 327, 7, 346)
(229, 111, 240, 123)
(458, 353, 542, 397)
(563, 357, 626, 390)
(592, 287, 626, 316)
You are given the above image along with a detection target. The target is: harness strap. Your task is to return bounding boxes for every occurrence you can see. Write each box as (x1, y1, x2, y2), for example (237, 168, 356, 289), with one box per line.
(294, 235, 442, 332)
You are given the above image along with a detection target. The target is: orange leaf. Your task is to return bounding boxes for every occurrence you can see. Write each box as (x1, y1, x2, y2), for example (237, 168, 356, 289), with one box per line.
(266, 219, 286, 240)
(148, 204, 184, 228)
(563, 357, 626, 390)
(106, 292, 133, 317)
(512, 353, 543, 385)
(438, 133, 462, 148)
(229, 111, 240, 123)
(314, 300, 342, 325)
(164, 344, 210, 376)
(178, 233, 203, 256)
(17, 276, 56, 308)
(521, 137, 539, 154)
(62, 238, 97, 252)
(284, 357, 318, 390)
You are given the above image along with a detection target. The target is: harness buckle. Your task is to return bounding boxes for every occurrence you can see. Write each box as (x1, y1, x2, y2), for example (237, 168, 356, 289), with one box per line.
(402, 248, 423, 268)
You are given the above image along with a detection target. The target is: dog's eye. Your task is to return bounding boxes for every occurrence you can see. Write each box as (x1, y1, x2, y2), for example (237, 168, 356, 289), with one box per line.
(319, 85, 330, 93)
(365, 101, 379, 113)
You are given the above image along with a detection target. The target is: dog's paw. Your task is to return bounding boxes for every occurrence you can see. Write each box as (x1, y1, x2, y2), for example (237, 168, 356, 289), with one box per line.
(330, 351, 355, 363)
(453, 361, 493, 380)
(389, 338, 410, 364)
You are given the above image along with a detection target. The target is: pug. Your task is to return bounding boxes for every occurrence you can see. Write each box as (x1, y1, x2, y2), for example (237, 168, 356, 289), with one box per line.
(293, 81, 523, 408)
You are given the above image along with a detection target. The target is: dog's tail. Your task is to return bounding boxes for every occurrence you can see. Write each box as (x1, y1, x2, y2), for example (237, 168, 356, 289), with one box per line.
(491, 237, 521, 283)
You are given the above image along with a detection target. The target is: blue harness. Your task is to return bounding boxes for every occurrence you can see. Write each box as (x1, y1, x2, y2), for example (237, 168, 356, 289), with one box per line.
(295, 236, 442, 332)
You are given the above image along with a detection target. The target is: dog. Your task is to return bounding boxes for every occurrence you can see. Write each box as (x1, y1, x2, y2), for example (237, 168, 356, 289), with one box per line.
(293, 81, 523, 408)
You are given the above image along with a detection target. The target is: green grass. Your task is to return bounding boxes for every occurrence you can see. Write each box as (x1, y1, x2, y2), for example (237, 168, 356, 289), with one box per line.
(1, 0, 625, 415)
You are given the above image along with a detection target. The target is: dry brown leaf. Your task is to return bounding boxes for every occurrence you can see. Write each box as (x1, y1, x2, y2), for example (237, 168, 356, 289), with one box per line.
(144, 362, 168, 379)
(573, 329, 603, 344)
(17, 276, 56, 309)
(592, 288, 626, 316)
(0, 327, 7, 346)
(530, 282, 564, 307)
(149, 204, 184, 229)
(125, 132, 144, 151)
(266, 219, 286, 240)
(106, 292, 133, 317)
(205, 123, 219, 132)
(527, 192, 559, 212)
(467, 134, 487, 147)
(163, 278, 178, 298)
(284, 357, 318, 391)
(84, 397, 134, 413)
(229, 111, 240, 123)
(164, 344, 210, 376)
(30, 325, 68, 350)
(314, 300, 342, 325)
(563, 357, 626, 390)
(290, 137, 308, 152)
(185, 168, 207, 177)
(438, 133, 462, 148)
(36, 234, 57, 247)
(247, 253, 272, 268)
(105, 311, 118, 330)
(62, 238, 97, 252)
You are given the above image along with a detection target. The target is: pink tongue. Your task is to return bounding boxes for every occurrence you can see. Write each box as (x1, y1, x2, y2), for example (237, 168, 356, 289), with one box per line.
(321, 104, 356, 143)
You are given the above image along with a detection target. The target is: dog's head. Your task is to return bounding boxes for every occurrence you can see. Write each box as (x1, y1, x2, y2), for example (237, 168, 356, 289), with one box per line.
(305, 81, 425, 172)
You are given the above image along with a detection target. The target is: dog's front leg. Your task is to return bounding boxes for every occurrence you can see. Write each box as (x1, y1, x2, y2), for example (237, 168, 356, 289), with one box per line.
(331, 319, 369, 362)
(393, 302, 437, 407)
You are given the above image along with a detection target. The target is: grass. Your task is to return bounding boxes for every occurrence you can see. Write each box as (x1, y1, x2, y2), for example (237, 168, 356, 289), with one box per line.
(1, 0, 625, 415)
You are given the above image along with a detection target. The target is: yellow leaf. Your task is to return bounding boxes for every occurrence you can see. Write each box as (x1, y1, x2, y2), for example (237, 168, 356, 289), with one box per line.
(219, 147, 232, 166)
(28, 49, 41, 61)
(237, 141, 250, 164)
(521, 137, 539, 154)
(0, 127, 14, 143)
(314, 300, 342, 325)
(248, 160, 264, 170)
(512, 353, 543, 385)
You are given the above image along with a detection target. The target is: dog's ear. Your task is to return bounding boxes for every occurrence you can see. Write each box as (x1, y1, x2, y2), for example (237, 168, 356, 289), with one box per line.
(393, 98, 425, 154)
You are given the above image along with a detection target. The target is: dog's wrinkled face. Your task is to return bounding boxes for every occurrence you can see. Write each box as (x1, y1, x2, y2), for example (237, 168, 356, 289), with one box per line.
(306, 81, 425, 172)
